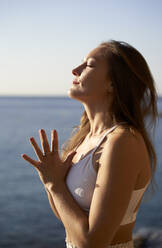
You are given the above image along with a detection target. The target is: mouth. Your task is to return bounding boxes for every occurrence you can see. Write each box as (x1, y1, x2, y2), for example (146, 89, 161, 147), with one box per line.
(73, 80, 80, 85)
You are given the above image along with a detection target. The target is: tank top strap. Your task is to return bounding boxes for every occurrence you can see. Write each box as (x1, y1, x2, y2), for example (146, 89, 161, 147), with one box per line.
(92, 123, 125, 154)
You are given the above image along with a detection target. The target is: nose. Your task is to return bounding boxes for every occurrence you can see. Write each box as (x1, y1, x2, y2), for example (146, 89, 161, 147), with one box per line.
(72, 64, 84, 76)
(72, 66, 80, 76)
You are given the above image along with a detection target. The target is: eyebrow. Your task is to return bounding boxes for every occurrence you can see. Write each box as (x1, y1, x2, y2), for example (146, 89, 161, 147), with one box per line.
(82, 56, 97, 62)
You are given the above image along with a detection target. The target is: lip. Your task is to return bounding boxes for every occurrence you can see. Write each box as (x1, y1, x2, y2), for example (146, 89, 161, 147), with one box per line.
(73, 80, 80, 85)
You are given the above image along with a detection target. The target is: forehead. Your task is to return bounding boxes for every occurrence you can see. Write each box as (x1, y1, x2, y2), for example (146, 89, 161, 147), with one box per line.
(83, 47, 106, 62)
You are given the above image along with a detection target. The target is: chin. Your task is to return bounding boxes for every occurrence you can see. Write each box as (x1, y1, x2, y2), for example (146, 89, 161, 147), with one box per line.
(67, 88, 79, 99)
(67, 88, 85, 102)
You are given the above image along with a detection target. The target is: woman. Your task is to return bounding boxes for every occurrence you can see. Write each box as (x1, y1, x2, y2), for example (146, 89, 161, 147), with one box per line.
(22, 40, 158, 248)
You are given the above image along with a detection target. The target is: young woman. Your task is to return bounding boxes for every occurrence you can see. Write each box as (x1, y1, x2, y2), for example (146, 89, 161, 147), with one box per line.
(22, 40, 158, 248)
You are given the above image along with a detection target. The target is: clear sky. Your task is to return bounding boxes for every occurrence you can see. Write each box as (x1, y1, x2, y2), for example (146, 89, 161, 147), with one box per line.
(0, 0, 162, 96)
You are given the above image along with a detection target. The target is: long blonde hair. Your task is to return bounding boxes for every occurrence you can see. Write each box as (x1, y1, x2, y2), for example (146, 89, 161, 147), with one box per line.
(61, 40, 159, 202)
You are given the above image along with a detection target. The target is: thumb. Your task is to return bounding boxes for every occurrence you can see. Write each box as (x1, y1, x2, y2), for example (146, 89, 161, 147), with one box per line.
(65, 151, 77, 164)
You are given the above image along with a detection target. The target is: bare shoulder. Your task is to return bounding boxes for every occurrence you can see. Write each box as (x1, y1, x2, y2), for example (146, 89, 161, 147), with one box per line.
(99, 126, 145, 175)
(107, 125, 144, 147)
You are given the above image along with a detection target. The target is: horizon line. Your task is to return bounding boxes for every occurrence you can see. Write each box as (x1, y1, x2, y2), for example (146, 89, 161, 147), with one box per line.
(0, 94, 162, 98)
(0, 94, 68, 98)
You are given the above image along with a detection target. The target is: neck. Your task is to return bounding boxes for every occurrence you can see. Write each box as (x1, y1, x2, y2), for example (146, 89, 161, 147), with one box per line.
(82, 98, 115, 136)
(88, 126, 114, 137)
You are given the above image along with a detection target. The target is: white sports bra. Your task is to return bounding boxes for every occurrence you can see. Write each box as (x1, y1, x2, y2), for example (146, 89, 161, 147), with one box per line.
(65, 123, 150, 226)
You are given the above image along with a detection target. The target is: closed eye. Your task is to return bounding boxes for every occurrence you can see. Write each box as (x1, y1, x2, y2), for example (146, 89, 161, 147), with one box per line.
(86, 64, 94, 67)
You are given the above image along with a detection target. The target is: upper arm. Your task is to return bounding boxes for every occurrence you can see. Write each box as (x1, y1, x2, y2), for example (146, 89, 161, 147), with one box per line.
(86, 131, 141, 247)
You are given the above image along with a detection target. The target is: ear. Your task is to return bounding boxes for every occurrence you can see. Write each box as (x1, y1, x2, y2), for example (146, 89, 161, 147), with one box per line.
(109, 82, 114, 92)
(105, 81, 113, 94)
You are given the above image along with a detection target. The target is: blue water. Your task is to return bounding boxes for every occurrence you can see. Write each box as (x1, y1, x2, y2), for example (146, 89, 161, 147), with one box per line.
(0, 96, 162, 248)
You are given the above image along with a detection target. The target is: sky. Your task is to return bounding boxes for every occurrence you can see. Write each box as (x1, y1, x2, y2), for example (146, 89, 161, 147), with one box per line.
(0, 0, 162, 96)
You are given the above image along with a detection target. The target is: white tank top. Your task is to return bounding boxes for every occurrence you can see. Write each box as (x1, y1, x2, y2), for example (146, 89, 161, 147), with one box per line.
(65, 124, 150, 226)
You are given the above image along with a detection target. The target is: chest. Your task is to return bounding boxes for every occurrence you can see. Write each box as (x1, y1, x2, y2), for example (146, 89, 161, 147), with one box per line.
(72, 137, 108, 173)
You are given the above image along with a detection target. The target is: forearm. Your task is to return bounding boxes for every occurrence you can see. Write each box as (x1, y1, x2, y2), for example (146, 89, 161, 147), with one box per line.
(48, 183, 89, 248)
(45, 187, 71, 240)
(45, 187, 62, 221)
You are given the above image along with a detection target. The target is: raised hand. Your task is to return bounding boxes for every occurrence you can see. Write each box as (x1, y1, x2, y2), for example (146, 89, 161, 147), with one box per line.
(21, 129, 77, 191)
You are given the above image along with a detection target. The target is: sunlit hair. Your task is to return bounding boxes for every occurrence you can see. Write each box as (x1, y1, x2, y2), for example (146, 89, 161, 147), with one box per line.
(61, 39, 159, 202)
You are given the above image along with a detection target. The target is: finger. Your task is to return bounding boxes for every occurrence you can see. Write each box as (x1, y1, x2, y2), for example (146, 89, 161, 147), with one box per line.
(30, 137, 44, 161)
(39, 129, 50, 154)
(21, 154, 40, 169)
(51, 129, 55, 152)
(51, 129, 59, 153)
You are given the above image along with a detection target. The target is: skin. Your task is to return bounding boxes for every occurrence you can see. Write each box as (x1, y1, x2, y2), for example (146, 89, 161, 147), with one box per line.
(22, 46, 151, 248)
(21, 129, 77, 191)
(67, 46, 151, 245)
(68, 46, 115, 136)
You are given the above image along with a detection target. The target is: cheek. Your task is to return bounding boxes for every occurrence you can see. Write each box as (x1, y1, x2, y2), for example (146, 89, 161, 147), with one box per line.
(86, 74, 106, 92)
(80, 69, 107, 94)
(81, 70, 98, 87)
(81, 79, 106, 99)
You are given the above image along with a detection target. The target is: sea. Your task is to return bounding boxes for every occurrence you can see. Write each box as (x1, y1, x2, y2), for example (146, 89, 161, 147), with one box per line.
(0, 96, 162, 248)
